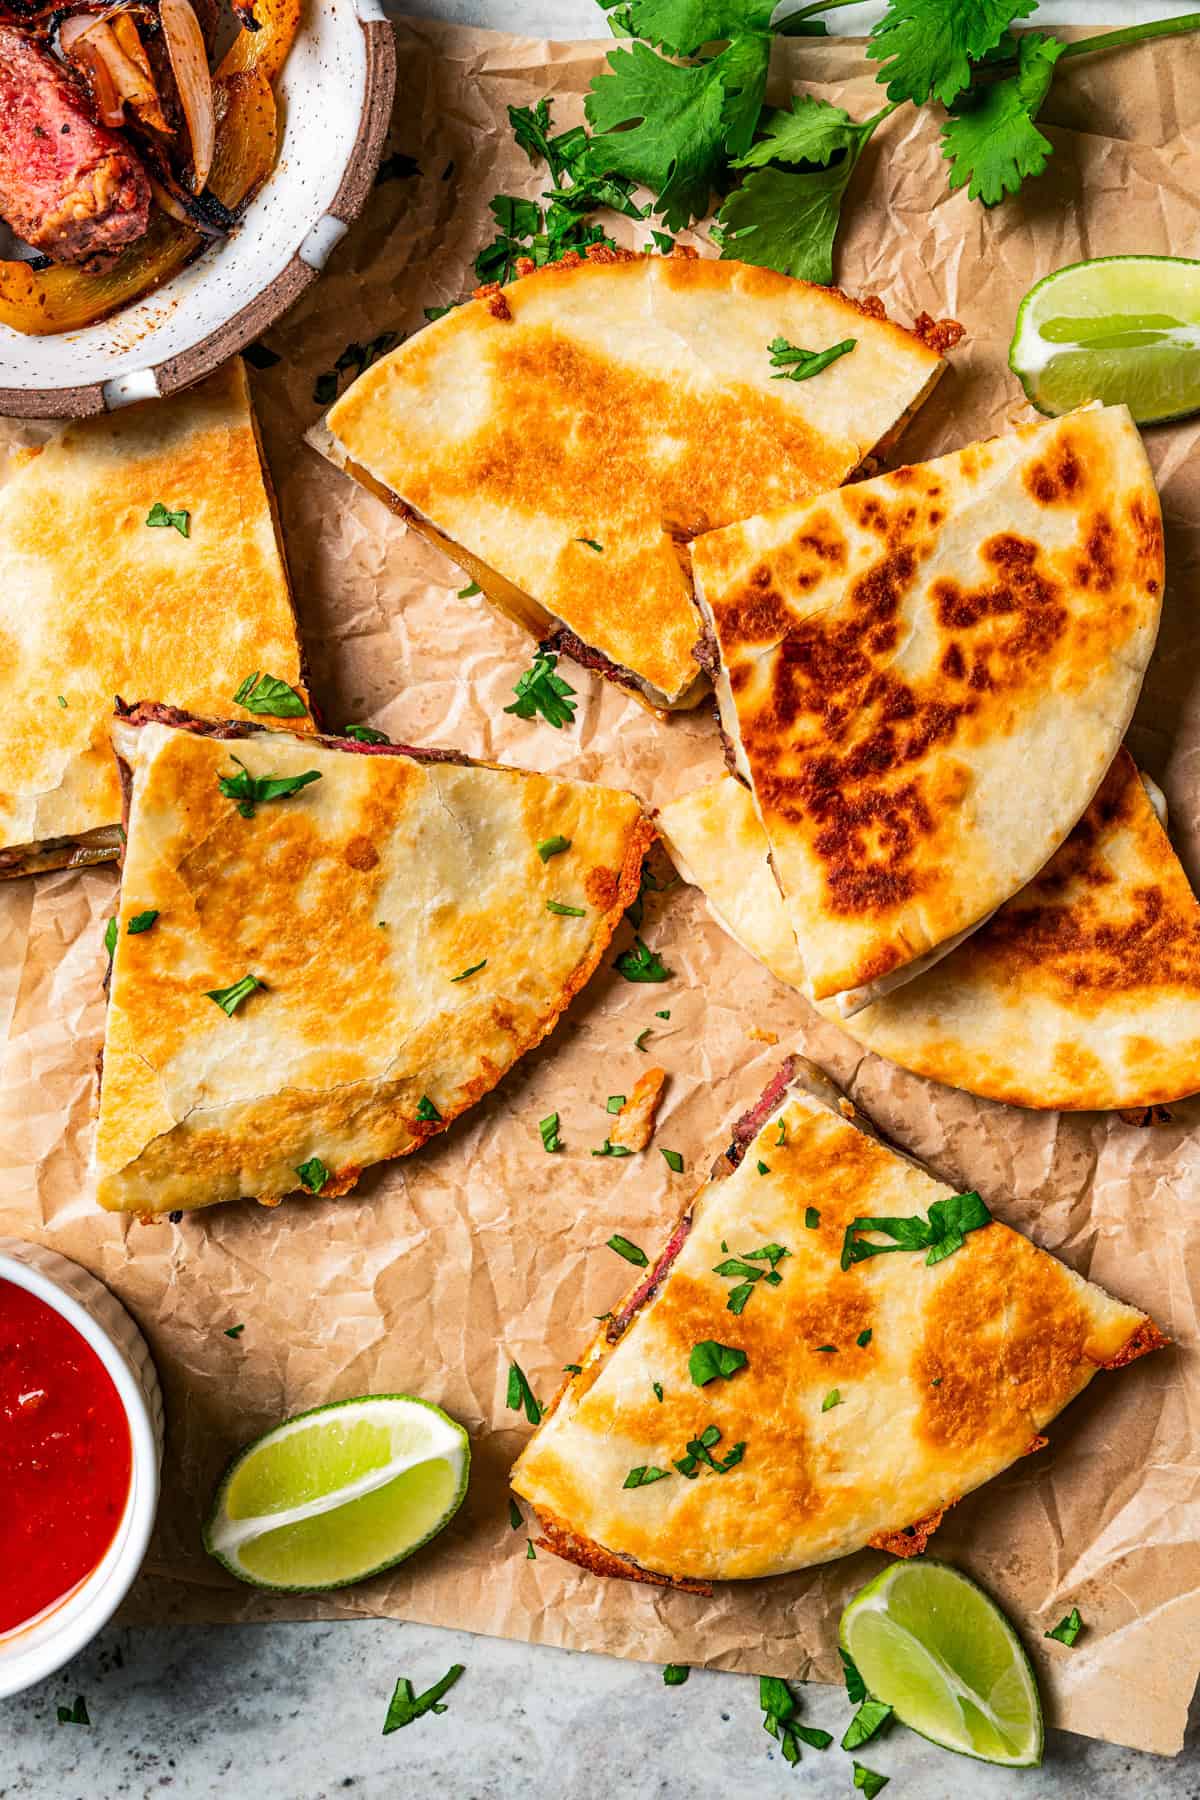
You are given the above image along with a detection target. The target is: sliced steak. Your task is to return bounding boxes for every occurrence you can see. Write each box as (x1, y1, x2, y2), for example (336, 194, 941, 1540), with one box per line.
(0, 24, 150, 266)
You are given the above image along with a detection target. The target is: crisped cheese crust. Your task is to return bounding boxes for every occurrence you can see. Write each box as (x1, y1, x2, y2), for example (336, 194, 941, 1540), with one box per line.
(691, 406, 1164, 1003)
(321, 255, 945, 705)
(659, 753, 1200, 1112)
(94, 720, 650, 1213)
(511, 1083, 1153, 1584)
(0, 360, 309, 864)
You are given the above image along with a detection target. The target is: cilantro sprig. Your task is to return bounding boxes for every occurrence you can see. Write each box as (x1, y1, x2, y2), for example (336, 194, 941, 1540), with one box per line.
(505, 652, 578, 730)
(759, 1674, 833, 1765)
(217, 757, 322, 820)
(382, 1664, 464, 1734)
(841, 1191, 991, 1271)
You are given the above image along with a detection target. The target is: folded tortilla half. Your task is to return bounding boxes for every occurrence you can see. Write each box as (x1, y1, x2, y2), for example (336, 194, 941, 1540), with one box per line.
(0, 360, 310, 879)
(690, 405, 1164, 1012)
(659, 755, 1200, 1112)
(312, 250, 947, 710)
(93, 706, 651, 1215)
(511, 1062, 1163, 1587)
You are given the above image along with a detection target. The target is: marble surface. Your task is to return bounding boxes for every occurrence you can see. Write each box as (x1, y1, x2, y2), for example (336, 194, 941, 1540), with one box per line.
(5, 2, 1200, 1796)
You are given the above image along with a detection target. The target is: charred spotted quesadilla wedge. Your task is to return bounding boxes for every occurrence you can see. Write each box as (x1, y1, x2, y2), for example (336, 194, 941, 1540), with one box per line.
(0, 360, 310, 879)
(659, 754, 1200, 1112)
(93, 706, 651, 1215)
(690, 406, 1164, 1012)
(510, 1064, 1163, 1587)
(312, 250, 948, 710)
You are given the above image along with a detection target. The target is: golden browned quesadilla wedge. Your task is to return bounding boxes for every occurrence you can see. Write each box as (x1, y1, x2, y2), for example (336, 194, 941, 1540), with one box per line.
(0, 360, 310, 879)
(658, 754, 1200, 1112)
(510, 1063, 1163, 1587)
(311, 250, 948, 710)
(93, 705, 651, 1215)
(690, 405, 1164, 1012)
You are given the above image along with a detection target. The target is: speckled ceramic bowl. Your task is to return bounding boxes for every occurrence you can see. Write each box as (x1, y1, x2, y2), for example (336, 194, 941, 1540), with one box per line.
(0, 1239, 163, 1699)
(0, 1, 396, 419)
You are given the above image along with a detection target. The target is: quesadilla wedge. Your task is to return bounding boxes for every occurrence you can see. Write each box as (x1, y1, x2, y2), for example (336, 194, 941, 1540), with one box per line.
(690, 405, 1164, 1012)
(510, 1062, 1163, 1586)
(0, 360, 310, 879)
(312, 249, 949, 711)
(658, 754, 1200, 1112)
(93, 705, 651, 1215)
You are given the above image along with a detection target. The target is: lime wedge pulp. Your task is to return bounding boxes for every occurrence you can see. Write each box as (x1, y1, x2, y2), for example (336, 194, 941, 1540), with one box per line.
(203, 1394, 470, 1591)
(840, 1561, 1043, 1767)
(1010, 254, 1200, 424)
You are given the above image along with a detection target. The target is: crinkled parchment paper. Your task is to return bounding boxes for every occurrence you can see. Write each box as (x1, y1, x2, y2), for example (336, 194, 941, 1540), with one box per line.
(2, 16, 1200, 1757)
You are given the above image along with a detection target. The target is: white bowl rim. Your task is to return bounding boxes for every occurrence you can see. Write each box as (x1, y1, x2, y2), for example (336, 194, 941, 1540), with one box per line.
(0, 5, 397, 421)
(0, 1248, 160, 1698)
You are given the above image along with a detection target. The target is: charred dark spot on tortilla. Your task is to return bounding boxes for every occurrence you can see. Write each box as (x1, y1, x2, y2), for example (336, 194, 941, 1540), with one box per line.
(1073, 516, 1117, 593)
(1025, 439, 1081, 505)
(941, 642, 965, 681)
(584, 865, 619, 909)
(344, 835, 379, 871)
(1128, 494, 1163, 590)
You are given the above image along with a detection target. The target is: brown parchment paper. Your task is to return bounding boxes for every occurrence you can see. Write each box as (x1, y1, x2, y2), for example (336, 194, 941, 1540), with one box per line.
(3, 16, 1200, 1758)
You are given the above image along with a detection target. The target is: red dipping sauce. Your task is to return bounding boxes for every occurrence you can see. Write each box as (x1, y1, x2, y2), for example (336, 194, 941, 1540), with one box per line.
(0, 1278, 132, 1635)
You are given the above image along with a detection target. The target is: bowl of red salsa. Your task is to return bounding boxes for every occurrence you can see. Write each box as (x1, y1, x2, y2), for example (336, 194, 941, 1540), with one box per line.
(0, 1239, 162, 1697)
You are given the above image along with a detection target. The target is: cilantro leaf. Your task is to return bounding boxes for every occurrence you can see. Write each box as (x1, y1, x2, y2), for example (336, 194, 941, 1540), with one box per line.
(506, 1360, 542, 1425)
(382, 1664, 465, 1734)
(720, 97, 887, 285)
(601, 0, 775, 56)
(623, 1463, 671, 1487)
(103, 915, 118, 963)
(217, 757, 322, 820)
(842, 1698, 893, 1750)
(839, 1647, 867, 1705)
(607, 1233, 650, 1267)
(451, 960, 487, 982)
(941, 32, 1064, 205)
(768, 336, 857, 382)
(295, 1156, 329, 1194)
(539, 1112, 563, 1153)
(663, 1663, 689, 1684)
(585, 41, 729, 231)
(1045, 1606, 1084, 1647)
(57, 1696, 90, 1726)
(415, 1095, 442, 1123)
(660, 1147, 684, 1173)
(146, 502, 190, 537)
(232, 672, 307, 718)
(688, 1339, 748, 1385)
(508, 99, 565, 179)
(868, 0, 1035, 107)
(504, 653, 578, 730)
(537, 836, 571, 862)
(343, 724, 390, 744)
(614, 936, 671, 982)
(759, 1672, 832, 1761)
(841, 1191, 991, 1270)
(126, 910, 158, 935)
(853, 1765, 889, 1799)
(205, 973, 262, 1016)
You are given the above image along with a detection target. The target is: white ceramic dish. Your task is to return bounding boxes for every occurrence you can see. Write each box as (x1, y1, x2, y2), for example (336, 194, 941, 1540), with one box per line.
(0, 0, 396, 419)
(0, 1239, 163, 1700)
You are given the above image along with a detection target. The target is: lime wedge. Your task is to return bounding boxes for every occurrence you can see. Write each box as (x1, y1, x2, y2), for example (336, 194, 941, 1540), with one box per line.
(1010, 254, 1200, 423)
(840, 1561, 1043, 1767)
(203, 1394, 469, 1591)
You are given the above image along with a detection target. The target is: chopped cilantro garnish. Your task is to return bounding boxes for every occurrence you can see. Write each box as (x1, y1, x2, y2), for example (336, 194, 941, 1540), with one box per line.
(146, 502, 189, 537)
(759, 1673, 832, 1763)
(805, 1206, 820, 1229)
(816, 1345, 837, 1354)
(56, 694, 67, 707)
(537, 836, 572, 861)
(217, 757, 322, 820)
(674, 1423, 745, 1478)
(546, 899, 586, 917)
(539, 1112, 563, 1153)
(576, 537, 604, 552)
(458, 580, 481, 597)
(451, 960, 487, 982)
(506, 1360, 542, 1425)
(526, 1538, 536, 1559)
(821, 1388, 842, 1413)
(727, 1283, 754, 1315)
(634, 1028, 651, 1052)
(1045, 1607, 1083, 1647)
(653, 1380, 664, 1402)
(757, 1160, 769, 1175)
(607, 1095, 627, 1114)
(607, 1233, 649, 1267)
(768, 335, 856, 382)
(623, 1464, 671, 1487)
(775, 1120, 786, 1146)
(126, 910, 158, 935)
(689, 1340, 747, 1386)
(663, 1663, 689, 1685)
(56, 1696, 90, 1726)
(563, 1363, 582, 1374)
(840, 1648, 868, 1705)
(509, 1497, 522, 1530)
(232, 672, 307, 718)
(593, 1140, 634, 1158)
(614, 937, 671, 983)
(660, 1148, 684, 1173)
(853, 1764, 889, 1798)
(295, 1156, 329, 1194)
(382, 1664, 465, 1734)
(857, 1329, 873, 1348)
(504, 652, 578, 730)
(655, 1009, 670, 1019)
(343, 723, 390, 744)
(841, 1191, 992, 1270)
(842, 1698, 893, 1751)
(223, 1324, 244, 1339)
(205, 973, 262, 1016)
(416, 1096, 442, 1124)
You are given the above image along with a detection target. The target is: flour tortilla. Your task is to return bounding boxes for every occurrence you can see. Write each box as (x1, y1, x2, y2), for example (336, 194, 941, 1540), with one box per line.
(658, 754, 1200, 1112)
(511, 1068, 1159, 1585)
(313, 251, 946, 709)
(93, 709, 651, 1214)
(0, 360, 309, 878)
(690, 406, 1164, 1010)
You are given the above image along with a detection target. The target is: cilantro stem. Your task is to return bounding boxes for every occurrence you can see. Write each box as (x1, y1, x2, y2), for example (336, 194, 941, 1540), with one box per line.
(1058, 13, 1200, 61)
